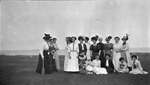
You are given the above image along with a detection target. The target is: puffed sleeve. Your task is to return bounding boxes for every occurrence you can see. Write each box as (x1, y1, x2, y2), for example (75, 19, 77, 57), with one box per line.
(39, 41, 49, 59)
(90, 45, 93, 51)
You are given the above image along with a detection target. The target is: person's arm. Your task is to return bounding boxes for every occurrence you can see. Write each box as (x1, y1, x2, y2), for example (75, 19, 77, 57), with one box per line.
(98, 61, 101, 67)
(137, 60, 143, 71)
(121, 43, 129, 51)
(39, 42, 47, 59)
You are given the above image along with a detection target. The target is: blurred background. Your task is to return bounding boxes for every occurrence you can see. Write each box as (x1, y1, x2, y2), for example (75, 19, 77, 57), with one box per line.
(0, 0, 150, 55)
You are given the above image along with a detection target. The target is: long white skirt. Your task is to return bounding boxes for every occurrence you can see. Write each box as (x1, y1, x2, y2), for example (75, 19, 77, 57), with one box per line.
(113, 52, 121, 71)
(129, 69, 148, 74)
(64, 52, 79, 72)
(93, 67, 108, 74)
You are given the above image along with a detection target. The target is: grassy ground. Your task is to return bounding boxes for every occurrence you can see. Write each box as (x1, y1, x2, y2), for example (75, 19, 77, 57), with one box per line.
(0, 53, 150, 85)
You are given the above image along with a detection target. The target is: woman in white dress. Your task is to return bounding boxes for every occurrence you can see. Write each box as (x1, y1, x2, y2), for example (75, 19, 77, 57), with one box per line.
(64, 37, 71, 71)
(113, 36, 122, 72)
(84, 37, 91, 60)
(120, 34, 132, 68)
(129, 55, 148, 74)
(64, 36, 79, 72)
(92, 55, 108, 74)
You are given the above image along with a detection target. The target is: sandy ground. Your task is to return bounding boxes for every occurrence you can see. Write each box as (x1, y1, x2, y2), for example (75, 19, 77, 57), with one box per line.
(0, 53, 150, 85)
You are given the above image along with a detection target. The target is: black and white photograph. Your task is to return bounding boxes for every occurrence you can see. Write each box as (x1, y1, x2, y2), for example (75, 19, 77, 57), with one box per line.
(0, 0, 150, 85)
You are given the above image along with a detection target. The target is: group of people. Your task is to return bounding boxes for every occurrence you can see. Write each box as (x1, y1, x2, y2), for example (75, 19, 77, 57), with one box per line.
(36, 33, 59, 74)
(36, 33, 148, 75)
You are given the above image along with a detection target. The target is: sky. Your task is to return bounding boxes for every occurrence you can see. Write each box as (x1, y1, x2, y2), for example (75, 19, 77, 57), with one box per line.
(0, 0, 150, 51)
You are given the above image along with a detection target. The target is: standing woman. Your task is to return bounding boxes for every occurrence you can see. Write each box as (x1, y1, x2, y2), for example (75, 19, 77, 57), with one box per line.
(97, 37, 105, 67)
(104, 36, 113, 59)
(53, 38, 60, 71)
(84, 37, 91, 60)
(90, 36, 99, 61)
(113, 36, 122, 72)
(64, 36, 79, 72)
(64, 37, 72, 71)
(36, 33, 57, 74)
(78, 36, 87, 71)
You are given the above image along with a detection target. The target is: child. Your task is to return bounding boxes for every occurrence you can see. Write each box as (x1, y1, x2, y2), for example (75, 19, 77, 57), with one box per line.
(129, 55, 148, 74)
(92, 55, 108, 74)
(104, 54, 114, 73)
(118, 57, 129, 73)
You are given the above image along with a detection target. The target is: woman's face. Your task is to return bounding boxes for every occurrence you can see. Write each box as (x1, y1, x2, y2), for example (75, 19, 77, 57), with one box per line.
(115, 38, 120, 43)
(106, 40, 110, 43)
(99, 38, 103, 43)
(132, 57, 136, 61)
(79, 40, 84, 43)
(72, 38, 76, 42)
(122, 39, 126, 43)
(92, 40, 97, 44)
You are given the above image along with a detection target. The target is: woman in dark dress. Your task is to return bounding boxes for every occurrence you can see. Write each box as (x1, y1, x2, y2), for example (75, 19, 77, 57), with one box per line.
(97, 37, 105, 67)
(36, 33, 57, 74)
(90, 36, 99, 61)
(104, 36, 113, 59)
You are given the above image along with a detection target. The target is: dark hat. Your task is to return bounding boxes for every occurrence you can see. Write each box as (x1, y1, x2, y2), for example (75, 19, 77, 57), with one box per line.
(105, 36, 112, 41)
(122, 34, 129, 41)
(43, 33, 52, 41)
(91, 36, 98, 41)
(119, 57, 125, 61)
(78, 36, 84, 41)
(95, 35, 99, 40)
(131, 55, 138, 59)
(114, 36, 120, 40)
(71, 36, 77, 40)
(53, 37, 57, 40)
(85, 36, 89, 41)
(66, 37, 72, 43)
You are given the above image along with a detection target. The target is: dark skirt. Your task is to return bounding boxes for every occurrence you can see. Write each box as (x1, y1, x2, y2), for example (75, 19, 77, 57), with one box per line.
(35, 54, 43, 74)
(36, 50, 57, 74)
(106, 67, 114, 73)
(99, 51, 106, 67)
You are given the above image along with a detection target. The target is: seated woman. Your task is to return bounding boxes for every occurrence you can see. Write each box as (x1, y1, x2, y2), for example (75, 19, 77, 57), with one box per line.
(118, 57, 129, 73)
(104, 54, 114, 73)
(92, 55, 108, 74)
(129, 55, 148, 74)
(85, 59, 94, 74)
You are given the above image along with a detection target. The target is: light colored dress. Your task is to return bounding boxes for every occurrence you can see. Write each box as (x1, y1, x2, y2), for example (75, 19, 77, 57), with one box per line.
(85, 42, 91, 60)
(113, 42, 122, 71)
(64, 46, 70, 71)
(92, 60, 108, 74)
(120, 43, 132, 67)
(118, 61, 129, 73)
(64, 42, 79, 72)
(129, 59, 148, 74)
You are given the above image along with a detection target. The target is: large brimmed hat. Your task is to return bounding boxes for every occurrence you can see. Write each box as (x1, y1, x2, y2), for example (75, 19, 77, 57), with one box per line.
(71, 36, 77, 40)
(43, 33, 52, 41)
(91, 36, 98, 41)
(122, 34, 129, 41)
(78, 36, 84, 41)
(114, 36, 120, 40)
(105, 36, 112, 41)
(85, 36, 89, 41)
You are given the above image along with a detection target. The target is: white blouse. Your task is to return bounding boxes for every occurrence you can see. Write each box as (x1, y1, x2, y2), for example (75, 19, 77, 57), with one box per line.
(40, 40, 49, 58)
